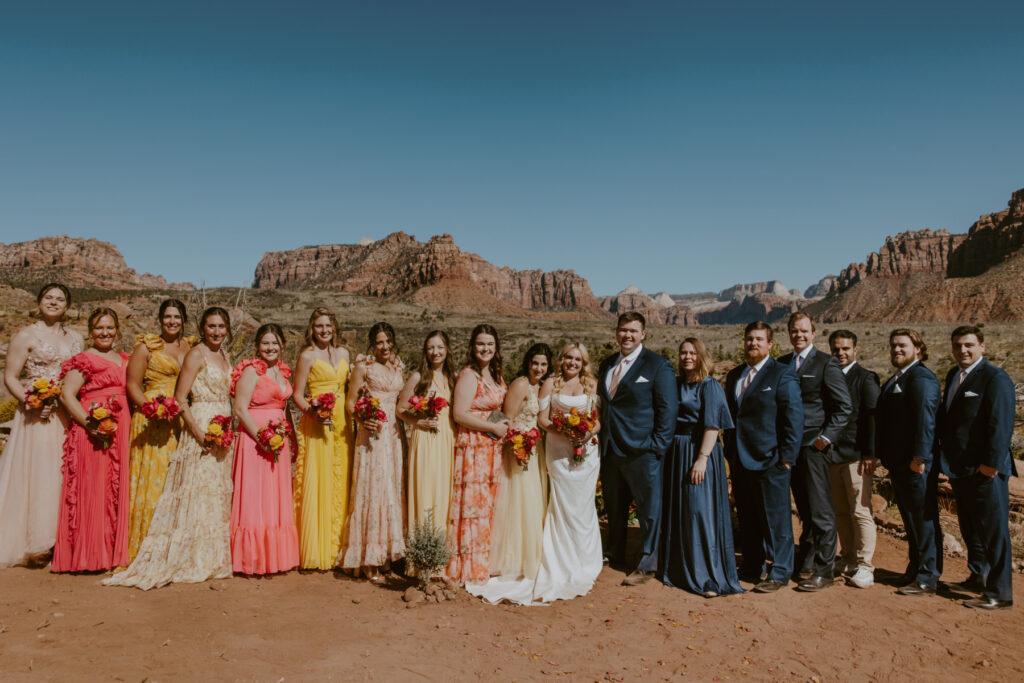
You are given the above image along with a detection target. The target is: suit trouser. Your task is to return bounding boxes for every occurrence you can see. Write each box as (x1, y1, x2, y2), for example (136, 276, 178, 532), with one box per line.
(791, 445, 837, 577)
(601, 451, 663, 572)
(732, 460, 794, 583)
(829, 460, 876, 570)
(951, 472, 1013, 602)
(890, 463, 943, 586)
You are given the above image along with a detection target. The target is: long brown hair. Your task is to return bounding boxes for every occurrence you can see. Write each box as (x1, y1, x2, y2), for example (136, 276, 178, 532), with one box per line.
(679, 337, 713, 383)
(86, 307, 121, 347)
(37, 282, 71, 326)
(302, 307, 340, 350)
(464, 323, 503, 383)
(414, 330, 456, 397)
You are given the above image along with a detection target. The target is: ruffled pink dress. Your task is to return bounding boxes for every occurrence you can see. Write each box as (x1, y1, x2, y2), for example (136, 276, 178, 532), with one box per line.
(52, 351, 131, 572)
(229, 359, 300, 575)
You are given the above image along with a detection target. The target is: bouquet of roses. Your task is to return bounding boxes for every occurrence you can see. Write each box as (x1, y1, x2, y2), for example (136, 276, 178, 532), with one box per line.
(256, 418, 292, 462)
(407, 391, 449, 432)
(86, 398, 120, 449)
(25, 378, 61, 420)
(354, 388, 388, 440)
(204, 415, 236, 450)
(505, 426, 541, 471)
(308, 392, 336, 431)
(550, 406, 598, 463)
(140, 394, 181, 422)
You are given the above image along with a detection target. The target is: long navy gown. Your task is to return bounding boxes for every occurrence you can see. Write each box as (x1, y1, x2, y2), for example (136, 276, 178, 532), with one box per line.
(658, 375, 744, 596)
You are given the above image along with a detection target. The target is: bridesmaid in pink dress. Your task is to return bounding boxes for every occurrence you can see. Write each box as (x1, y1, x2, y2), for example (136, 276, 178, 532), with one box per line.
(230, 323, 300, 575)
(446, 324, 510, 584)
(53, 307, 131, 572)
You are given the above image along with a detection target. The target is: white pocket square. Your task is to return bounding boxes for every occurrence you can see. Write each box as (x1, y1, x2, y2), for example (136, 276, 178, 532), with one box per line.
(635, 375, 650, 383)
(761, 386, 772, 392)
(893, 385, 903, 394)
(802, 374, 815, 378)
(964, 391, 979, 397)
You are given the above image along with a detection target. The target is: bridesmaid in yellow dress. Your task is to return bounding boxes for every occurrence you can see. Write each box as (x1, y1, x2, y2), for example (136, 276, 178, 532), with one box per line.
(398, 330, 456, 537)
(122, 299, 197, 564)
(291, 308, 353, 570)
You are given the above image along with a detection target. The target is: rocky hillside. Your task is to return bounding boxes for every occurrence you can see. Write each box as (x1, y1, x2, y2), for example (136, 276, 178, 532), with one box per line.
(808, 187, 1024, 322)
(600, 280, 809, 325)
(253, 232, 606, 317)
(0, 236, 194, 291)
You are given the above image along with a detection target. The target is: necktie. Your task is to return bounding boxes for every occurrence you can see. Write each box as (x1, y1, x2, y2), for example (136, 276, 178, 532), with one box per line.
(794, 354, 802, 371)
(607, 359, 629, 399)
(947, 369, 968, 408)
(887, 370, 902, 393)
(739, 366, 757, 401)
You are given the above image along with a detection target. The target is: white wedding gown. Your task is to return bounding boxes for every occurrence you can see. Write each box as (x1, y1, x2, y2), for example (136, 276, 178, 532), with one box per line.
(469, 393, 602, 605)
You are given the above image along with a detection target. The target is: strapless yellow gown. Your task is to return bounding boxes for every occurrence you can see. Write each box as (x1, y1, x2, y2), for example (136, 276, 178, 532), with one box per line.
(294, 357, 353, 569)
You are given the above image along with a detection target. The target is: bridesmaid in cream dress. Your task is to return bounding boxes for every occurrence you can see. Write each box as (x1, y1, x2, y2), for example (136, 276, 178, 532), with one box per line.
(398, 331, 456, 538)
(468, 343, 551, 603)
(292, 308, 353, 570)
(104, 307, 236, 589)
(0, 284, 83, 568)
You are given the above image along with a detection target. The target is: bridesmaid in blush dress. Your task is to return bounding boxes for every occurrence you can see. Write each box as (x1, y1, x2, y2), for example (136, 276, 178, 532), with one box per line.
(446, 324, 510, 585)
(53, 307, 131, 572)
(657, 337, 743, 598)
(339, 322, 406, 582)
(230, 323, 300, 575)
(0, 283, 82, 568)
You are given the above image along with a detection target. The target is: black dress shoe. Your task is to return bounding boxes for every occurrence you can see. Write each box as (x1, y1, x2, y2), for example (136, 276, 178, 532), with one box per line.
(796, 575, 834, 592)
(944, 576, 986, 593)
(964, 596, 1013, 611)
(897, 582, 936, 596)
(753, 580, 786, 593)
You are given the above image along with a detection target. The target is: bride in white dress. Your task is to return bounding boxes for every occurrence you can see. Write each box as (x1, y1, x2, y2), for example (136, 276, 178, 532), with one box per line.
(473, 342, 603, 605)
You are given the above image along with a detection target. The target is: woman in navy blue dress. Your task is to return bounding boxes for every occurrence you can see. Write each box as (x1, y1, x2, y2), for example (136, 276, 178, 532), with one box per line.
(658, 337, 743, 597)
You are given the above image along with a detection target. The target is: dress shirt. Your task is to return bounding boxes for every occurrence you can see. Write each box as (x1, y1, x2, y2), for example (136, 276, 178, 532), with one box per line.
(841, 360, 857, 375)
(884, 359, 919, 393)
(792, 345, 813, 371)
(606, 344, 643, 391)
(735, 356, 770, 401)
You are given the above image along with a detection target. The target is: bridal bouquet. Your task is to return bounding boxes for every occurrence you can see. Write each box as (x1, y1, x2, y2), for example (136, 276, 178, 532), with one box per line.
(204, 415, 236, 450)
(505, 426, 541, 471)
(257, 419, 292, 462)
(140, 394, 181, 422)
(407, 392, 448, 432)
(86, 398, 120, 449)
(308, 392, 336, 431)
(25, 378, 61, 420)
(550, 406, 598, 463)
(354, 388, 387, 439)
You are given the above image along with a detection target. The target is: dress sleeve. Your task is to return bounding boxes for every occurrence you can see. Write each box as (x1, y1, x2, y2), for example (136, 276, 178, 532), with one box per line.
(136, 333, 164, 352)
(59, 353, 91, 382)
(230, 358, 267, 396)
(699, 377, 734, 431)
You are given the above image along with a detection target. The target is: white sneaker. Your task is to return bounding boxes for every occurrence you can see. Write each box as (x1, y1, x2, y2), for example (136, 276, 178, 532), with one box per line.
(849, 566, 874, 589)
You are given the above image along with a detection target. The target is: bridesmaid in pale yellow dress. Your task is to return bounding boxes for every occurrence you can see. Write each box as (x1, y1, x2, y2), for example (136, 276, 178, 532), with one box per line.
(122, 299, 197, 565)
(291, 308, 353, 570)
(398, 330, 456, 537)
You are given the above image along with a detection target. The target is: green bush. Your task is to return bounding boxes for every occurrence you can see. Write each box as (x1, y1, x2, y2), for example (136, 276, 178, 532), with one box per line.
(404, 511, 452, 586)
(0, 396, 18, 424)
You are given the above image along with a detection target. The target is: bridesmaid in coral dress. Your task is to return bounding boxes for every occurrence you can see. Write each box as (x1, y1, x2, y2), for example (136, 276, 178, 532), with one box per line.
(291, 308, 353, 570)
(231, 323, 300, 575)
(398, 331, 456, 538)
(447, 324, 510, 585)
(122, 299, 197, 565)
(0, 283, 82, 568)
(339, 322, 406, 582)
(53, 307, 131, 572)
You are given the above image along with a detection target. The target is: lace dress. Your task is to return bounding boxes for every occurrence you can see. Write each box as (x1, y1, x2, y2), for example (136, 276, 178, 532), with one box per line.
(123, 334, 198, 565)
(103, 362, 235, 589)
(52, 351, 132, 572)
(339, 356, 406, 570)
(0, 328, 82, 567)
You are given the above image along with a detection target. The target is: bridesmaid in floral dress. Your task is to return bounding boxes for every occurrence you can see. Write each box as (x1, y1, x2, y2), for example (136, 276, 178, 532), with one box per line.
(231, 323, 300, 575)
(291, 308, 353, 570)
(122, 299, 197, 565)
(53, 308, 131, 572)
(340, 322, 406, 582)
(447, 324, 510, 585)
(104, 307, 237, 589)
(0, 283, 82, 568)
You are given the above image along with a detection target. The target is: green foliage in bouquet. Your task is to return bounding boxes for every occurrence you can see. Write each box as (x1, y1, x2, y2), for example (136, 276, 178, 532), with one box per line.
(404, 511, 452, 587)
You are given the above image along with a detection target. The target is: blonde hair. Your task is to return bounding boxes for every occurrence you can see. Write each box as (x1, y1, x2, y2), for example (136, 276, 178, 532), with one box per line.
(553, 342, 597, 395)
(679, 337, 713, 383)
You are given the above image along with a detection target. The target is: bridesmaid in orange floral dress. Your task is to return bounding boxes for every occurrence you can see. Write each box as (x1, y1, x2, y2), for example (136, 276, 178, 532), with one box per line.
(446, 324, 510, 585)
(230, 323, 300, 575)
(339, 322, 406, 582)
(53, 308, 132, 572)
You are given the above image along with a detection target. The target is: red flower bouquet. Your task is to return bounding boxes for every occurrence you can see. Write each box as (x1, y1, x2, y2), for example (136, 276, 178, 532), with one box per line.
(505, 426, 541, 471)
(550, 406, 598, 463)
(256, 418, 292, 462)
(354, 388, 388, 440)
(140, 394, 181, 422)
(308, 392, 336, 431)
(407, 392, 449, 432)
(204, 415, 236, 450)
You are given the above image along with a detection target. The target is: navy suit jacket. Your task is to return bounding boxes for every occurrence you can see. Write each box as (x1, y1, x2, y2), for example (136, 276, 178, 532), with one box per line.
(723, 357, 804, 472)
(777, 346, 852, 451)
(597, 347, 677, 459)
(874, 363, 940, 470)
(937, 358, 1017, 478)
(833, 362, 880, 464)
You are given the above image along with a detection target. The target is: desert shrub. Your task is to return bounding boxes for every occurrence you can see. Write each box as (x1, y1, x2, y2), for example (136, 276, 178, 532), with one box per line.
(404, 512, 452, 586)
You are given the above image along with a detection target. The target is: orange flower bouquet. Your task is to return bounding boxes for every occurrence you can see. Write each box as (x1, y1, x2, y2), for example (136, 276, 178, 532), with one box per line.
(550, 406, 598, 463)
(86, 398, 120, 449)
(505, 426, 541, 471)
(256, 418, 292, 462)
(204, 415, 236, 450)
(25, 378, 61, 421)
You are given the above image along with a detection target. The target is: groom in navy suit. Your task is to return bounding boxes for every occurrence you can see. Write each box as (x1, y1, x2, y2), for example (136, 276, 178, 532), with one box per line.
(598, 312, 677, 585)
(937, 325, 1017, 610)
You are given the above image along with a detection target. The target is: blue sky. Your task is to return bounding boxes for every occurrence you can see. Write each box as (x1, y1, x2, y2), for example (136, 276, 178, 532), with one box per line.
(2, 1, 1022, 296)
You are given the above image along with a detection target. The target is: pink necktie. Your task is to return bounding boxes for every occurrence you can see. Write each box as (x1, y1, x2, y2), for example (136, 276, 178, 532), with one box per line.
(947, 369, 967, 408)
(739, 367, 757, 400)
(607, 360, 628, 399)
